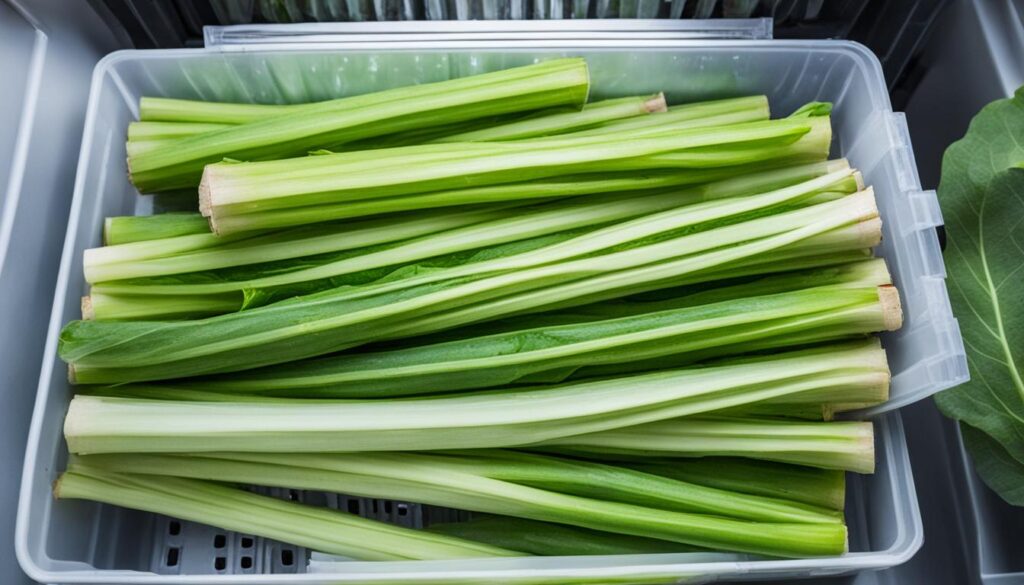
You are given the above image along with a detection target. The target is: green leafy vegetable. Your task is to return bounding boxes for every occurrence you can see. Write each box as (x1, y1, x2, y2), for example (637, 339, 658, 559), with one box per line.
(933, 87, 1024, 505)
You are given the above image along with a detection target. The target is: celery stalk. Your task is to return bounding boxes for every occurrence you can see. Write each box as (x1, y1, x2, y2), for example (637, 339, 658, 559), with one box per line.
(76, 449, 840, 525)
(537, 417, 877, 473)
(167, 282, 896, 398)
(62, 340, 888, 454)
(56, 465, 517, 560)
(72, 452, 847, 557)
(90, 162, 851, 297)
(427, 517, 692, 555)
(85, 205, 511, 284)
(632, 458, 846, 511)
(104, 213, 211, 245)
(129, 59, 591, 191)
(200, 117, 824, 229)
(62, 190, 879, 382)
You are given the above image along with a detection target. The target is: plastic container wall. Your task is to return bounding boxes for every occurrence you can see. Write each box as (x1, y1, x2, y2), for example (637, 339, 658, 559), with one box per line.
(18, 41, 956, 583)
(0, 1, 120, 583)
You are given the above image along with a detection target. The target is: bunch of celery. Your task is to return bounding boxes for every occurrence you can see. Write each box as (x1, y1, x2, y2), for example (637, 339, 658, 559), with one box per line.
(55, 61, 905, 565)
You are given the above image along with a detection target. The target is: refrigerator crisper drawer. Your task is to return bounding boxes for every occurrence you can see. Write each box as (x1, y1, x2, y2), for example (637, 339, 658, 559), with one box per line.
(18, 41, 956, 583)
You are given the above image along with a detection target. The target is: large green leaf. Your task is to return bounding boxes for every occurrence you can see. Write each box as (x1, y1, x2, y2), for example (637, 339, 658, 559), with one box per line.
(933, 87, 1024, 505)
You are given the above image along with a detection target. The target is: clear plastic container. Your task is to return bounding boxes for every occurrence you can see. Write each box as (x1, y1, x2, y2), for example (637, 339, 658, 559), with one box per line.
(958, 432, 1024, 585)
(17, 34, 965, 583)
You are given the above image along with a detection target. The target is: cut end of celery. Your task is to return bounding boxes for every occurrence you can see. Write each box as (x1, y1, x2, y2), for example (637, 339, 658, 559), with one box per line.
(858, 429, 877, 474)
(878, 285, 903, 331)
(853, 170, 865, 191)
(198, 173, 212, 218)
(102, 218, 113, 247)
(81, 296, 94, 321)
(850, 187, 878, 221)
(52, 474, 65, 500)
(645, 93, 668, 114)
(67, 364, 77, 385)
(857, 216, 884, 248)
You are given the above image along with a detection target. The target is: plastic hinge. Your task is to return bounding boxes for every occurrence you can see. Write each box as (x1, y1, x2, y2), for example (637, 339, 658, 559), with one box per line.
(885, 112, 923, 193)
(202, 19, 773, 50)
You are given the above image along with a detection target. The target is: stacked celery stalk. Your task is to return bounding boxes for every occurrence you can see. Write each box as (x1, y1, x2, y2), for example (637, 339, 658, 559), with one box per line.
(55, 58, 902, 563)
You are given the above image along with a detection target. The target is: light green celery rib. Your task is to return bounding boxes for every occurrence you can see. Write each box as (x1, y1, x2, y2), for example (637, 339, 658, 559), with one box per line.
(564, 96, 770, 138)
(104, 214, 211, 246)
(366, 190, 879, 342)
(85, 205, 508, 283)
(633, 458, 846, 511)
(62, 191, 879, 382)
(208, 169, 710, 233)
(63, 339, 888, 454)
(84, 292, 239, 320)
(130, 59, 590, 191)
(91, 289, 893, 396)
(538, 417, 876, 473)
(130, 93, 764, 163)
(185, 285, 888, 397)
(330, 170, 858, 297)
(56, 466, 514, 560)
(427, 516, 692, 556)
(78, 449, 840, 526)
(599, 116, 831, 171)
(139, 97, 297, 124)
(565, 301, 897, 387)
(431, 94, 667, 142)
(202, 117, 816, 219)
(522, 217, 881, 315)
(72, 454, 845, 558)
(95, 163, 852, 296)
(210, 157, 836, 234)
(128, 121, 233, 140)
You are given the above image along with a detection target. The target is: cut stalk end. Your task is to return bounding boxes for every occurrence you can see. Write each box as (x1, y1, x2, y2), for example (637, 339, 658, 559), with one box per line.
(878, 285, 903, 331)
(856, 216, 884, 248)
(645, 93, 669, 114)
(198, 169, 213, 217)
(81, 296, 94, 321)
(852, 170, 865, 191)
(67, 364, 77, 385)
